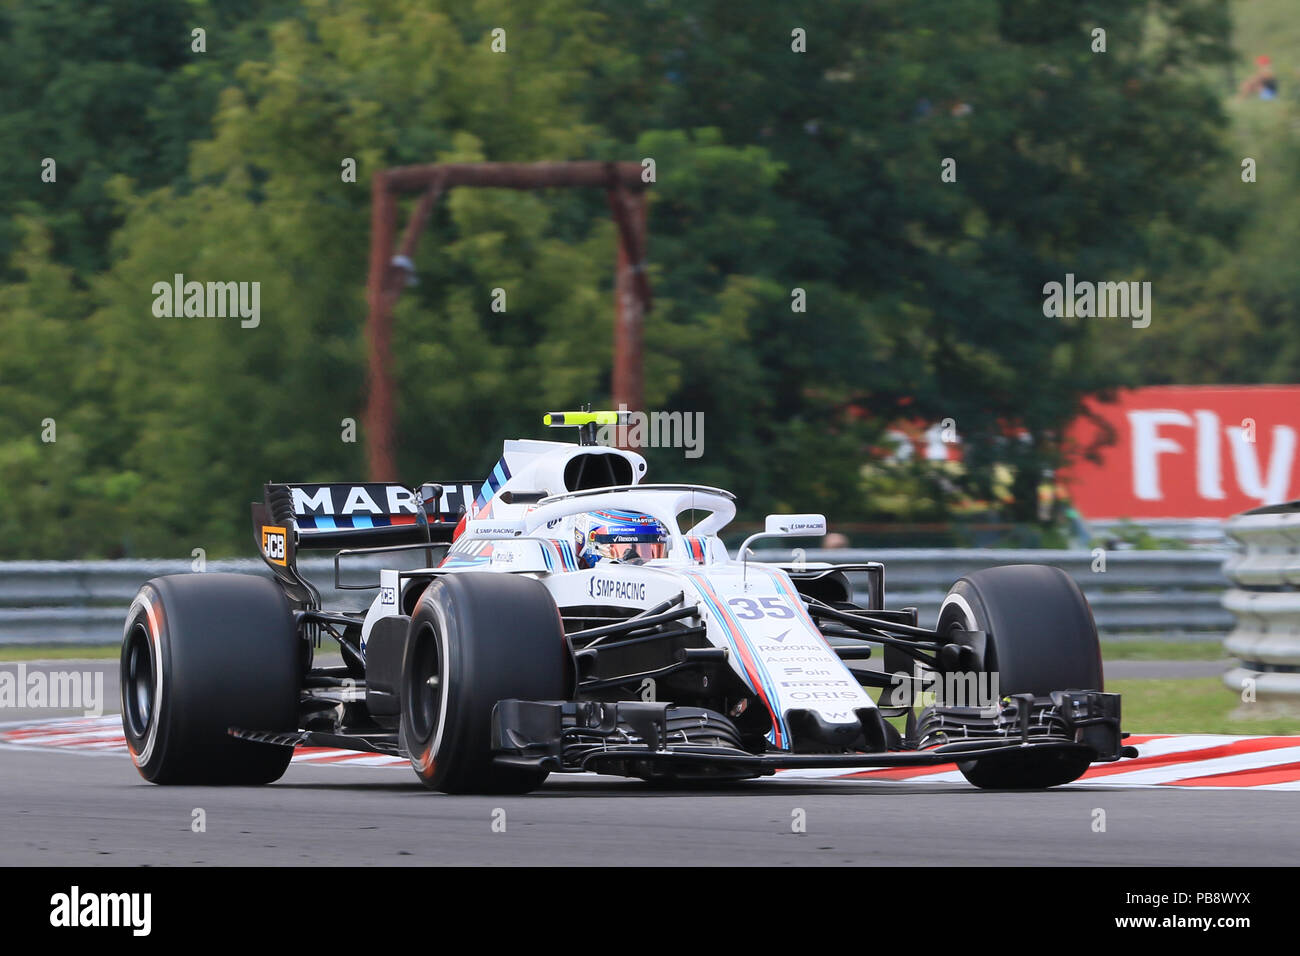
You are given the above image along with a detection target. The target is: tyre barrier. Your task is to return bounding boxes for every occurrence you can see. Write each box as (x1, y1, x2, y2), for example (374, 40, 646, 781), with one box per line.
(1220, 506, 1300, 712)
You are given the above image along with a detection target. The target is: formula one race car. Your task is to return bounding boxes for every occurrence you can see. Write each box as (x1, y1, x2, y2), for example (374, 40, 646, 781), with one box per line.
(120, 412, 1135, 792)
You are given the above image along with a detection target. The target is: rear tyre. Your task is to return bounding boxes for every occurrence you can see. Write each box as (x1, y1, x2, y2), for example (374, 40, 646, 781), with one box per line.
(400, 573, 568, 794)
(121, 574, 299, 784)
(935, 565, 1102, 790)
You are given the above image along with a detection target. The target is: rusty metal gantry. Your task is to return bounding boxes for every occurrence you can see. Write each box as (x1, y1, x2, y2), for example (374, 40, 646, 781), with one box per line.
(363, 161, 651, 480)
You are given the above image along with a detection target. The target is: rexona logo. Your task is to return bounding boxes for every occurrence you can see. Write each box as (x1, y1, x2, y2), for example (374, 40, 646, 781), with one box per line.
(588, 578, 647, 602)
(261, 525, 287, 566)
(49, 886, 151, 936)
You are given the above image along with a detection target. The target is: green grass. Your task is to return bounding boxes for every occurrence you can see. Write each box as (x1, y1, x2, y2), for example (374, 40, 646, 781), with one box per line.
(1101, 640, 1224, 661)
(872, 677, 1299, 736)
(1112, 677, 1300, 735)
(0, 644, 119, 661)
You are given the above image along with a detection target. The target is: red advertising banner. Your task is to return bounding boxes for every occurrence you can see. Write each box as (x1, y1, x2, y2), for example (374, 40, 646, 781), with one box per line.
(1062, 385, 1300, 519)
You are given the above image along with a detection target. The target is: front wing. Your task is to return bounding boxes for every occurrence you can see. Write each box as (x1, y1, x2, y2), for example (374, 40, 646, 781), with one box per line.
(490, 692, 1135, 779)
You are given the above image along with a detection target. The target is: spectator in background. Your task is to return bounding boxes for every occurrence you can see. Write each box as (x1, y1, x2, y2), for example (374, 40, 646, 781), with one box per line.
(1239, 55, 1278, 100)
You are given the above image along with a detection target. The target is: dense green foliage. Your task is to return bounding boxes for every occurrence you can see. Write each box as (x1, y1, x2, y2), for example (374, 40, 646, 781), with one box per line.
(0, 0, 1277, 557)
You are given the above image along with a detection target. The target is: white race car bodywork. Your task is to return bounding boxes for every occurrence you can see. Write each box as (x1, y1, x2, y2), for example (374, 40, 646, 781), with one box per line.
(358, 438, 875, 750)
(124, 414, 1126, 792)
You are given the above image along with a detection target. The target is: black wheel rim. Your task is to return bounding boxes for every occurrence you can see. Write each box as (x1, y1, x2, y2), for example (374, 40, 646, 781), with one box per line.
(122, 622, 155, 740)
(409, 627, 442, 742)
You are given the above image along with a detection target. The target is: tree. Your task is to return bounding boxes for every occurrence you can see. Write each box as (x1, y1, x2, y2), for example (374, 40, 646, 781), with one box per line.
(583, 0, 1234, 521)
(0, 0, 1242, 556)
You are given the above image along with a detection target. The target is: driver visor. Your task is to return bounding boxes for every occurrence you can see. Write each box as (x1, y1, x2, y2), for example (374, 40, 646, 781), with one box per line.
(592, 533, 667, 562)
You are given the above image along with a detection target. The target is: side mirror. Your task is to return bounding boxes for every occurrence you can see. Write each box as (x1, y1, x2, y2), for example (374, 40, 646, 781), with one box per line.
(763, 514, 827, 537)
(739, 514, 828, 587)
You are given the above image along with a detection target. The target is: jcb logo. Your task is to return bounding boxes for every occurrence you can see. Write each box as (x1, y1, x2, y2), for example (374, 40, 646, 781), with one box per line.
(262, 526, 287, 566)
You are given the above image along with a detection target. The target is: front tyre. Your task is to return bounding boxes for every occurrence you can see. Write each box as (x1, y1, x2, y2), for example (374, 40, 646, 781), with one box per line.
(400, 573, 568, 794)
(936, 565, 1102, 790)
(121, 574, 299, 784)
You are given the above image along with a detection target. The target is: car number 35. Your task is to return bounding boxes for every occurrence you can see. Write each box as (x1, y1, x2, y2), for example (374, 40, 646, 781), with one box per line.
(727, 597, 794, 620)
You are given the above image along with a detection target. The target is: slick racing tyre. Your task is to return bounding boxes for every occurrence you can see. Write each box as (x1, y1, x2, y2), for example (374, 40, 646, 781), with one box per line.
(401, 573, 568, 794)
(935, 565, 1103, 790)
(121, 574, 300, 784)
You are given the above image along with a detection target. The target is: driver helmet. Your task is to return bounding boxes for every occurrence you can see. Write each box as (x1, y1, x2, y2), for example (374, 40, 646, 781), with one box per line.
(575, 510, 668, 567)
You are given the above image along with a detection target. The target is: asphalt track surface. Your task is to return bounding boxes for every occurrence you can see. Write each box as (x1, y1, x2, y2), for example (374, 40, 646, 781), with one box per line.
(1, 743, 1296, 866)
(1, 657, 1294, 866)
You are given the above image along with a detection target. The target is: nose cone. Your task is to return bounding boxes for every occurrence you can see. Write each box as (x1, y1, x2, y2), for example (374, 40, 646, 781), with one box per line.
(786, 708, 873, 753)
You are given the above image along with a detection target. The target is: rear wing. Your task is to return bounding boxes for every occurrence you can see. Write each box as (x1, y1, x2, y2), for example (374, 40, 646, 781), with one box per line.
(252, 481, 477, 576)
